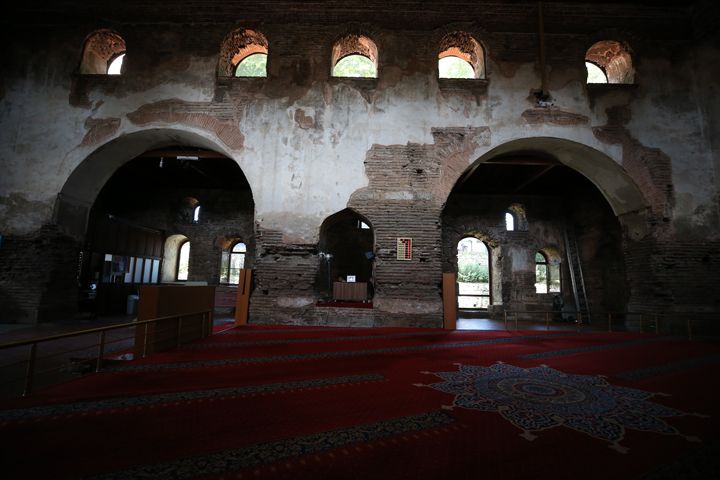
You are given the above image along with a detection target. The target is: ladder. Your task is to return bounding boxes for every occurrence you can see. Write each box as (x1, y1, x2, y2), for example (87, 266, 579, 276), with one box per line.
(563, 227, 591, 324)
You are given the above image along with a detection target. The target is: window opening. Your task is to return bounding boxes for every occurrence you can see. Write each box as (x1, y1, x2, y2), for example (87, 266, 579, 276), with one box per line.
(79, 30, 126, 75)
(585, 40, 634, 84)
(193, 205, 201, 223)
(358, 220, 370, 229)
(177, 241, 190, 281)
(438, 56, 474, 79)
(505, 212, 515, 231)
(585, 61, 607, 84)
(535, 252, 560, 294)
(235, 52, 267, 77)
(220, 242, 247, 284)
(333, 54, 376, 78)
(457, 238, 491, 309)
(107, 53, 125, 75)
(438, 32, 485, 80)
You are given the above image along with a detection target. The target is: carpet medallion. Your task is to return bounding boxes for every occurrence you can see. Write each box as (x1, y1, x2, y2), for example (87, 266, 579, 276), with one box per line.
(418, 362, 702, 452)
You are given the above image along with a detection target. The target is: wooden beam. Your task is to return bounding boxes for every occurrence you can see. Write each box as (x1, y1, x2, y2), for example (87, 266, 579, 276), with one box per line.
(140, 149, 227, 159)
(512, 164, 555, 192)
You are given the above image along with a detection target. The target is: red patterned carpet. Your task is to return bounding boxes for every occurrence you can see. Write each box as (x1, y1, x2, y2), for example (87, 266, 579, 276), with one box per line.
(1, 325, 719, 479)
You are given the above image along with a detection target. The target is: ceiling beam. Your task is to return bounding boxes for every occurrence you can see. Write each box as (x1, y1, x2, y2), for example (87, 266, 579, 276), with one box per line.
(512, 164, 555, 192)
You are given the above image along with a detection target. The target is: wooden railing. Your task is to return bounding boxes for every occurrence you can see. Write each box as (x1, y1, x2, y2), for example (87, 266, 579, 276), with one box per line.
(0, 310, 212, 398)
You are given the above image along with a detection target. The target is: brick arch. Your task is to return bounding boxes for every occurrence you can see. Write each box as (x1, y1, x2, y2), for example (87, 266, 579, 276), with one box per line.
(444, 137, 649, 219)
(438, 31, 486, 79)
(585, 40, 634, 84)
(217, 28, 269, 77)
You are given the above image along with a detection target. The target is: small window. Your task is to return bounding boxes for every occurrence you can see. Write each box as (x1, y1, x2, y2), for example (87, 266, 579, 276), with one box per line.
(107, 53, 125, 75)
(438, 56, 475, 79)
(358, 220, 370, 229)
(505, 212, 515, 231)
(535, 251, 561, 294)
(177, 241, 190, 281)
(585, 40, 634, 84)
(79, 30, 126, 75)
(333, 54, 376, 78)
(218, 28, 269, 78)
(193, 205, 201, 223)
(331, 35, 378, 78)
(235, 53, 267, 77)
(585, 61, 607, 84)
(438, 32, 485, 80)
(220, 242, 246, 284)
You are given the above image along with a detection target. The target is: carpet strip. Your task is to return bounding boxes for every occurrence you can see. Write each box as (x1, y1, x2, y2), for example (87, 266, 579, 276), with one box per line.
(517, 335, 670, 359)
(109, 333, 575, 373)
(186, 330, 445, 349)
(0, 373, 384, 423)
(82, 410, 455, 480)
(615, 354, 720, 381)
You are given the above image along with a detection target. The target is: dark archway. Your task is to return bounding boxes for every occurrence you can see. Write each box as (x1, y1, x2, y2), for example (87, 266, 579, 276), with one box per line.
(64, 139, 255, 316)
(443, 144, 632, 322)
(317, 209, 375, 302)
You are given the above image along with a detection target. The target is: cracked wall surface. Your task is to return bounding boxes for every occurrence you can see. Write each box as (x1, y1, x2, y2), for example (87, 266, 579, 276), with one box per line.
(1, 1, 718, 323)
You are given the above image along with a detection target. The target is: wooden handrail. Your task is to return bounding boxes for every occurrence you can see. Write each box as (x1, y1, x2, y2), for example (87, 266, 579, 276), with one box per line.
(0, 310, 212, 350)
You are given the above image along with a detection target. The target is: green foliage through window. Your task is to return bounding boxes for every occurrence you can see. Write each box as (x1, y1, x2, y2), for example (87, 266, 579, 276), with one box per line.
(235, 54, 267, 77)
(333, 55, 376, 78)
(439, 56, 474, 79)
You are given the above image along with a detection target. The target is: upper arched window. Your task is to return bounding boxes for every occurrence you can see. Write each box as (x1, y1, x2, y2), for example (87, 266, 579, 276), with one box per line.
(505, 212, 515, 231)
(585, 40, 634, 84)
(220, 242, 247, 284)
(506, 203, 528, 231)
(218, 29, 268, 78)
(177, 241, 190, 281)
(438, 32, 485, 79)
(331, 35, 378, 78)
(79, 30, 126, 75)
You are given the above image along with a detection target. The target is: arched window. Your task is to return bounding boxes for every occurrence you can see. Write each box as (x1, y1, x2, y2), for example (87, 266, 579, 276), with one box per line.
(220, 242, 246, 284)
(505, 212, 515, 231)
(331, 35, 378, 78)
(535, 251, 560, 294)
(178, 196, 200, 224)
(218, 28, 269, 78)
(177, 241, 190, 281)
(585, 40, 634, 84)
(235, 53, 267, 77)
(585, 61, 607, 83)
(507, 203, 528, 231)
(79, 30, 126, 75)
(438, 32, 485, 79)
(457, 237, 491, 309)
(193, 205, 201, 223)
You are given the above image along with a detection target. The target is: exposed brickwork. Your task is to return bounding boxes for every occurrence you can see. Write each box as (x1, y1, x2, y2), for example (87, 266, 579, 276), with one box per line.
(0, 225, 80, 323)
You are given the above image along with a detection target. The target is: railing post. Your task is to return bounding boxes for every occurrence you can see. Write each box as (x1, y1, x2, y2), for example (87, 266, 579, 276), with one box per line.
(514, 313, 518, 331)
(176, 316, 183, 348)
(142, 323, 149, 358)
(23, 343, 37, 397)
(504, 311, 508, 330)
(545, 311, 550, 330)
(95, 330, 106, 373)
(608, 313, 612, 333)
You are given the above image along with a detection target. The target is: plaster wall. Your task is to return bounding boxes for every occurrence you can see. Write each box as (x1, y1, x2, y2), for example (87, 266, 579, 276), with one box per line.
(1, 1, 718, 322)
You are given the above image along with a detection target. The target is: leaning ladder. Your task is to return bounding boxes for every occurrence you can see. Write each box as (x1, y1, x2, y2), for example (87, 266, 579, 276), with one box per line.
(563, 227, 591, 324)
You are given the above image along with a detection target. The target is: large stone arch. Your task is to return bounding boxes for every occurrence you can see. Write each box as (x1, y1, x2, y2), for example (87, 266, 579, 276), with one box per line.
(55, 127, 254, 240)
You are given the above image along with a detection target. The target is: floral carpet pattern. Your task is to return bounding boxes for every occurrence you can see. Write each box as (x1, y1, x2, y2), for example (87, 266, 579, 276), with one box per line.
(419, 362, 700, 452)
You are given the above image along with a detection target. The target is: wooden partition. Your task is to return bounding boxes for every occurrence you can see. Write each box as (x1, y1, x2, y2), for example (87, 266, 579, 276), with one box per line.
(234, 269, 252, 326)
(134, 285, 215, 357)
(442, 273, 457, 330)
